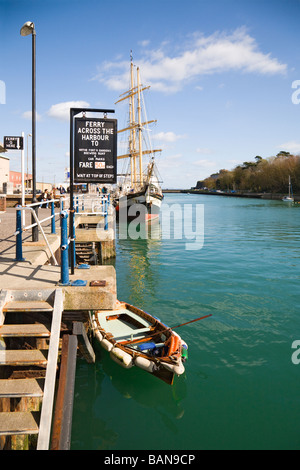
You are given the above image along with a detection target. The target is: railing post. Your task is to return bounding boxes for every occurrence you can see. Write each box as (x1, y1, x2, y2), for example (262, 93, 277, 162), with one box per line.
(15, 205, 25, 261)
(51, 201, 56, 234)
(82, 195, 84, 212)
(76, 196, 79, 213)
(72, 210, 76, 268)
(60, 210, 70, 285)
(104, 198, 108, 231)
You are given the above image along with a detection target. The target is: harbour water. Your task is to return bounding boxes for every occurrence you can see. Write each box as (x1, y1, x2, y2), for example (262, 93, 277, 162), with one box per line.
(71, 193, 300, 450)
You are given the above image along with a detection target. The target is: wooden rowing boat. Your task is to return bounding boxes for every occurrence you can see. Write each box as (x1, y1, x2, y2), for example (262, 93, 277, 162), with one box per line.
(92, 301, 188, 385)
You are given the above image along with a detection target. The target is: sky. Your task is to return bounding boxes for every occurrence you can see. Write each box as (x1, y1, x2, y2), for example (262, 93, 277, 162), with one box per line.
(1, 0, 300, 189)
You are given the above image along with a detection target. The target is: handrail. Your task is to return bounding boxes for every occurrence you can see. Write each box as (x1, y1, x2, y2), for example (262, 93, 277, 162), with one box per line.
(14, 193, 111, 264)
(14, 199, 62, 264)
(27, 206, 58, 265)
(37, 288, 64, 450)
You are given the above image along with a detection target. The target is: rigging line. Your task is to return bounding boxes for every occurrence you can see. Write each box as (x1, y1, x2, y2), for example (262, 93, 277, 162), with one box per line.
(140, 86, 153, 158)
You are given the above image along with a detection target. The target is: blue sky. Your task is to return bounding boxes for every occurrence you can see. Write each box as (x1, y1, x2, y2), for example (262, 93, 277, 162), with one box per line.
(1, 0, 300, 188)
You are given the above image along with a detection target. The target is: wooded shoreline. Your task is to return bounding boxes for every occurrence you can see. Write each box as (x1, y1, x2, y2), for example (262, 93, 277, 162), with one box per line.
(163, 189, 300, 201)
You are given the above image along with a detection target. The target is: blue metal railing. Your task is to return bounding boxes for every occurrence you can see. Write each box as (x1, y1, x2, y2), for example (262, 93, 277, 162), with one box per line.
(15, 193, 111, 281)
(59, 210, 70, 285)
(14, 198, 65, 263)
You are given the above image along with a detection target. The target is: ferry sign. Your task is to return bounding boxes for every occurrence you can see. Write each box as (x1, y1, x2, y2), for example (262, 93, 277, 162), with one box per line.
(74, 118, 117, 184)
(4, 136, 24, 150)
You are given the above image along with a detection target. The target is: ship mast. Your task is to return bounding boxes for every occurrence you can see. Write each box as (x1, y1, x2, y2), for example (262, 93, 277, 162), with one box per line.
(130, 59, 137, 188)
(115, 56, 162, 190)
(137, 67, 143, 187)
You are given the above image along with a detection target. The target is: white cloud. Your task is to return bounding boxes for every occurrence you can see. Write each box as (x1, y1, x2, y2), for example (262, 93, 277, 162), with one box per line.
(94, 27, 287, 93)
(193, 159, 217, 169)
(22, 110, 42, 121)
(153, 131, 187, 142)
(47, 101, 90, 121)
(196, 147, 214, 155)
(138, 40, 150, 47)
(159, 153, 182, 169)
(278, 141, 300, 154)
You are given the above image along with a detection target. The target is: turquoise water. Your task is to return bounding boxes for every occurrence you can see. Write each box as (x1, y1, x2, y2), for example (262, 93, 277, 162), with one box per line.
(71, 194, 300, 450)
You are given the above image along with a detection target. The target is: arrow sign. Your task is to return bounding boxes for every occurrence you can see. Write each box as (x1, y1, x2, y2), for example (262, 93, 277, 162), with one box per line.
(4, 136, 24, 150)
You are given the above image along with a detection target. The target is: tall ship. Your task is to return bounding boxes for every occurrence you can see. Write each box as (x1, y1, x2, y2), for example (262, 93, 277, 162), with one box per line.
(114, 57, 164, 221)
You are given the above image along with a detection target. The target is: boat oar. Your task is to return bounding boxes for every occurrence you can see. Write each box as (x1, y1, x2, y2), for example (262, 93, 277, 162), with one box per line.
(169, 314, 213, 332)
(120, 314, 213, 346)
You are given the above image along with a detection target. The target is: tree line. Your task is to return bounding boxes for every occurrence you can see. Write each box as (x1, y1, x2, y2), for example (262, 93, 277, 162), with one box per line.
(199, 152, 300, 194)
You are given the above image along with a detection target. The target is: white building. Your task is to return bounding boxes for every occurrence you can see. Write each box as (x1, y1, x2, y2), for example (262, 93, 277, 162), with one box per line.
(0, 148, 10, 193)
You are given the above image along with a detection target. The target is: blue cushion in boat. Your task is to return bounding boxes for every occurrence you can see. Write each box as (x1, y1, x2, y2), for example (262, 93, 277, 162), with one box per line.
(138, 342, 156, 351)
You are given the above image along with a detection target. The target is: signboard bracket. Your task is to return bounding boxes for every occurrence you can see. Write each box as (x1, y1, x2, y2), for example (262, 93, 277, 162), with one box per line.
(69, 107, 116, 275)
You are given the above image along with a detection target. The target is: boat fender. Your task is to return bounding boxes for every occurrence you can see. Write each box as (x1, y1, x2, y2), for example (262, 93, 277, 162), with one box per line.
(101, 338, 113, 352)
(181, 342, 188, 361)
(167, 335, 181, 356)
(110, 347, 133, 369)
(92, 318, 103, 343)
(94, 329, 103, 343)
(173, 331, 182, 340)
(135, 356, 155, 373)
(162, 361, 185, 375)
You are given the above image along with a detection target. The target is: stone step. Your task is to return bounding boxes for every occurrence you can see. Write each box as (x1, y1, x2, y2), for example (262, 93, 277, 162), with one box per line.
(0, 324, 50, 338)
(0, 349, 48, 366)
(0, 412, 39, 436)
(0, 378, 44, 398)
(3, 301, 53, 312)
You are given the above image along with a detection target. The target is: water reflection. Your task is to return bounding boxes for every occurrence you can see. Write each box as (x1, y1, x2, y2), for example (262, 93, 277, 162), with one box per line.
(117, 220, 162, 304)
(98, 345, 187, 422)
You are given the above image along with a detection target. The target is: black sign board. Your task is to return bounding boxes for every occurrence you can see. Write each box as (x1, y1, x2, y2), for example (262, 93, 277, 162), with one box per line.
(74, 118, 117, 184)
(4, 136, 24, 150)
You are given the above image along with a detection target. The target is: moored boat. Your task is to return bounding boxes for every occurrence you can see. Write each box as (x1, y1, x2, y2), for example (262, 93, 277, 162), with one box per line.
(92, 301, 188, 385)
(113, 56, 164, 221)
(282, 176, 294, 203)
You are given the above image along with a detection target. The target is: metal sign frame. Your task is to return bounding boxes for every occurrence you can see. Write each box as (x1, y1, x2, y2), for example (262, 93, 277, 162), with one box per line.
(4, 136, 24, 150)
(74, 117, 117, 184)
(69, 107, 116, 274)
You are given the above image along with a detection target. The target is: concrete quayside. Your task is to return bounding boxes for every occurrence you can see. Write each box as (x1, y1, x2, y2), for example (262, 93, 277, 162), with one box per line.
(0, 192, 117, 450)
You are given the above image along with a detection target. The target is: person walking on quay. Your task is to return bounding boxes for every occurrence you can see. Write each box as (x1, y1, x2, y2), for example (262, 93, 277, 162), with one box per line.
(39, 188, 50, 208)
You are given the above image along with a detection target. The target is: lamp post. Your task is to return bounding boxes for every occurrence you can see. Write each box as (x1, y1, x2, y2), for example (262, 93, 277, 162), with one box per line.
(20, 21, 38, 241)
(26, 133, 32, 190)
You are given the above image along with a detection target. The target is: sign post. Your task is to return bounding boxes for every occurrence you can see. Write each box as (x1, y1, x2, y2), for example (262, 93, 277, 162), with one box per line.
(69, 108, 117, 274)
(4, 135, 25, 226)
(21, 132, 25, 226)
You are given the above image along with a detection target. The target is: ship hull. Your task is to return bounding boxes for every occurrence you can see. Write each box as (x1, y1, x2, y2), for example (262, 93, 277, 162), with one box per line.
(116, 187, 163, 221)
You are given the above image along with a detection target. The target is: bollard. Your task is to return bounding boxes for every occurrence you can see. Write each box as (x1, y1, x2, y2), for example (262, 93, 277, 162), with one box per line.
(59, 210, 70, 285)
(51, 201, 56, 234)
(15, 205, 25, 261)
(104, 199, 108, 231)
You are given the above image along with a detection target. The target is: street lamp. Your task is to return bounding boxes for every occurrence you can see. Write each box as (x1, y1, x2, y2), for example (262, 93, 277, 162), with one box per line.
(26, 133, 32, 190)
(20, 21, 38, 241)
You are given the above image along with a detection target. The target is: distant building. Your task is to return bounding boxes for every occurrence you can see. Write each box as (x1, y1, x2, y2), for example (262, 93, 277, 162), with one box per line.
(0, 154, 10, 192)
(9, 171, 33, 189)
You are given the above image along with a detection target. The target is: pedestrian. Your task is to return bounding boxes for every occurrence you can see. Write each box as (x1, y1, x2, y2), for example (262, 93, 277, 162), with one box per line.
(39, 189, 49, 208)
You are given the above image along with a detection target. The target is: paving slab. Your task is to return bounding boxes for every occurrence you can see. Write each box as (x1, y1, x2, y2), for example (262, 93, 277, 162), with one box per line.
(0, 262, 116, 310)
